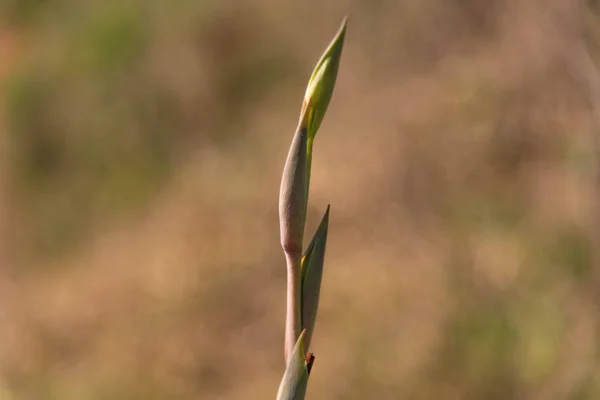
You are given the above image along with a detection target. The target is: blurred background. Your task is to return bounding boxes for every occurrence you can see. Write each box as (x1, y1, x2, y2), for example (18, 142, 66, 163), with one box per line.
(0, 0, 599, 398)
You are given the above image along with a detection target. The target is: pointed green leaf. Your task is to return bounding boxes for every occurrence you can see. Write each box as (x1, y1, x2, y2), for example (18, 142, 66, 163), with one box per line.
(300, 17, 347, 196)
(301, 205, 330, 352)
(302, 17, 347, 142)
(300, 223, 318, 286)
(276, 330, 309, 400)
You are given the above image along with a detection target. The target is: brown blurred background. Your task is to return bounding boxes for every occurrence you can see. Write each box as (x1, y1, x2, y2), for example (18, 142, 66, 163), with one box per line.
(1, 0, 600, 398)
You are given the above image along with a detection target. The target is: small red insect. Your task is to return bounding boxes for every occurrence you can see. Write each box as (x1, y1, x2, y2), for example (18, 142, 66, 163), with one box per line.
(305, 353, 315, 376)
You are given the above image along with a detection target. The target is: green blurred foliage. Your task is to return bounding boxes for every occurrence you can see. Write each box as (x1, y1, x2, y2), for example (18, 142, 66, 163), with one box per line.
(0, 0, 53, 27)
(3, 0, 294, 261)
(547, 226, 593, 280)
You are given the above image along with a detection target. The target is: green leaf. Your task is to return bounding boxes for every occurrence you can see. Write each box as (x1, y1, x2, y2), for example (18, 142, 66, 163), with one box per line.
(300, 17, 347, 196)
(276, 330, 309, 400)
(301, 205, 330, 352)
(301, 17, 347, 142)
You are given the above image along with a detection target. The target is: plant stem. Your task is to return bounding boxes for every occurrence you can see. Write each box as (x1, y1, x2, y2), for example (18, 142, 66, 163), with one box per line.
(284, 252, 302, 363)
